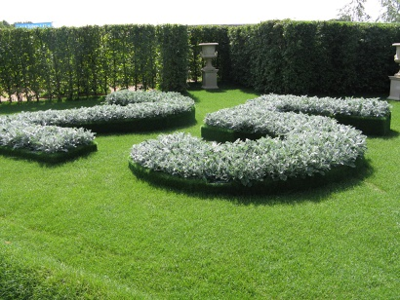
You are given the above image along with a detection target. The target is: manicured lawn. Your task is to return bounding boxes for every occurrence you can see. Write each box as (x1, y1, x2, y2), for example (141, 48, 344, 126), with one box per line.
(0, 85, 399, 299)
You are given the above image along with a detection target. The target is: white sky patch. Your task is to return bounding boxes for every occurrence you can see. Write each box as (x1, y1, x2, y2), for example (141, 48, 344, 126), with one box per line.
(0, 0, 384, 27)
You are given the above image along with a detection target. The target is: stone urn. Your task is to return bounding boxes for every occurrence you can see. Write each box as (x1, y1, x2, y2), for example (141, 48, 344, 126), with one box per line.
(199, 43, 219, 89)
(388, 43, 400, 100)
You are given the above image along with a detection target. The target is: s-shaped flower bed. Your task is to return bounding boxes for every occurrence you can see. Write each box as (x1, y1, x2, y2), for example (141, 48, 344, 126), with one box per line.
(129, 94, 390, 193)
(0, 90, 195, 163)
(202, 94, 391, 141)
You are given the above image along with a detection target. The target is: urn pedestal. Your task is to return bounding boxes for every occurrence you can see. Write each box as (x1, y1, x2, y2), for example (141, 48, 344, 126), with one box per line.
(388, 43, 400, 100)
(199, 43, 219, 90)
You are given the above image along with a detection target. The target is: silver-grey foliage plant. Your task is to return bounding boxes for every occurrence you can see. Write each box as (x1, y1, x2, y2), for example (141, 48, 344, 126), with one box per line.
(130, 94, 388, 186)
(0, 119, 95, 153)
(0, 90, 194, 154)
(131, 112, 367, 186)
(8, 91, 194, 127)
(205, 94, 391, 132)
(104, 90, 185, 106)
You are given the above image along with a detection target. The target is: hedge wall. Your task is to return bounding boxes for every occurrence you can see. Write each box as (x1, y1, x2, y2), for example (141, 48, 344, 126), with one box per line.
(227, 20, 400, 95)
(0, 24, 187, 102)
(1, 21, 400, 102)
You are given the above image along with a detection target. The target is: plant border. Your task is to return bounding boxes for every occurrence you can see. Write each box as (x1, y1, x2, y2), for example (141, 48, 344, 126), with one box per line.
(333, 114, 391, 136)
(202, 94, 392, 138)
(0, 142, 97, 164)
(129, 94, 382, 193)
(0, 91, 196, 163)
(73, 107, 196, 134)
(128, 156, 368, 195)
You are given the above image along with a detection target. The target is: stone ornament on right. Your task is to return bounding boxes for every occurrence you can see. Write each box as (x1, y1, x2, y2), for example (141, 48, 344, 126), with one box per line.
(388, 43, 400, 100)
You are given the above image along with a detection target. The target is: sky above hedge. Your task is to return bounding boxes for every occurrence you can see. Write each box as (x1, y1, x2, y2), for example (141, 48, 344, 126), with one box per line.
(2, 0, 382, 28)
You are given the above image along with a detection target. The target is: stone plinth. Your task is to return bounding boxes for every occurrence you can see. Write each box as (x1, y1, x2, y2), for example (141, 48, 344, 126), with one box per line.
(199, 43, 219, 90)
(202, 68, 219, 90)
(388, 76, 400, 100)
(389, 43, 400, 100)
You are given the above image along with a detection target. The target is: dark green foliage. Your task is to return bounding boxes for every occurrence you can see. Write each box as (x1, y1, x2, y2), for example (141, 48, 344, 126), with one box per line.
(227, 25, 257, 88)
(0, 29, 15, 101)
(103, 24, 158, 92)
(334, 114, 391, 136)
(129, 25, 157, 90)
(3, 21, 400, 101)
(253, 21, 286, 94)
(314, 22, 359, 94)
(0, 25, 187, 102)
(157, 24, 189, 92)
(280, 21, 321, 94)
(227, 20, 400, 95)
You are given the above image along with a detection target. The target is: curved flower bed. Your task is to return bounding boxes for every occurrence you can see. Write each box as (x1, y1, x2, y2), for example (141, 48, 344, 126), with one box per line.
(247, 94, 391, 117)
(0, 118, 96, 163)
(0, 90, 195, 162)
(203, 94, 391, 137)
(104, 90, 185, 105)
(130, 112, 367, 189)
(0, 119, 95, 153)
(128, 94, 391, 192)
(8, 90, 195, 133)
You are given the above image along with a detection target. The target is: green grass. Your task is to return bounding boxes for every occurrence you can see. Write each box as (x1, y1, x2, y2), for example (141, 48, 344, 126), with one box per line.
(1, 84, 399, 299)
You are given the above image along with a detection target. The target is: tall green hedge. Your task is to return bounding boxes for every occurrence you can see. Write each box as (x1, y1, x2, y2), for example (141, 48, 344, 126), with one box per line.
(0, 24, 187, 102)
(1, 21, 400, 102)
(157, 24, 188, 92)
(227, 25, 256, 88)
(227, 20, 400, 95)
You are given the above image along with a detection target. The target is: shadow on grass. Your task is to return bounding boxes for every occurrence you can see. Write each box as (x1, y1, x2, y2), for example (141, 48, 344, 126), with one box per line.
(369, 129, 399, 140)
(129, 158, 374, 206)
(0, 147, 98, 168)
